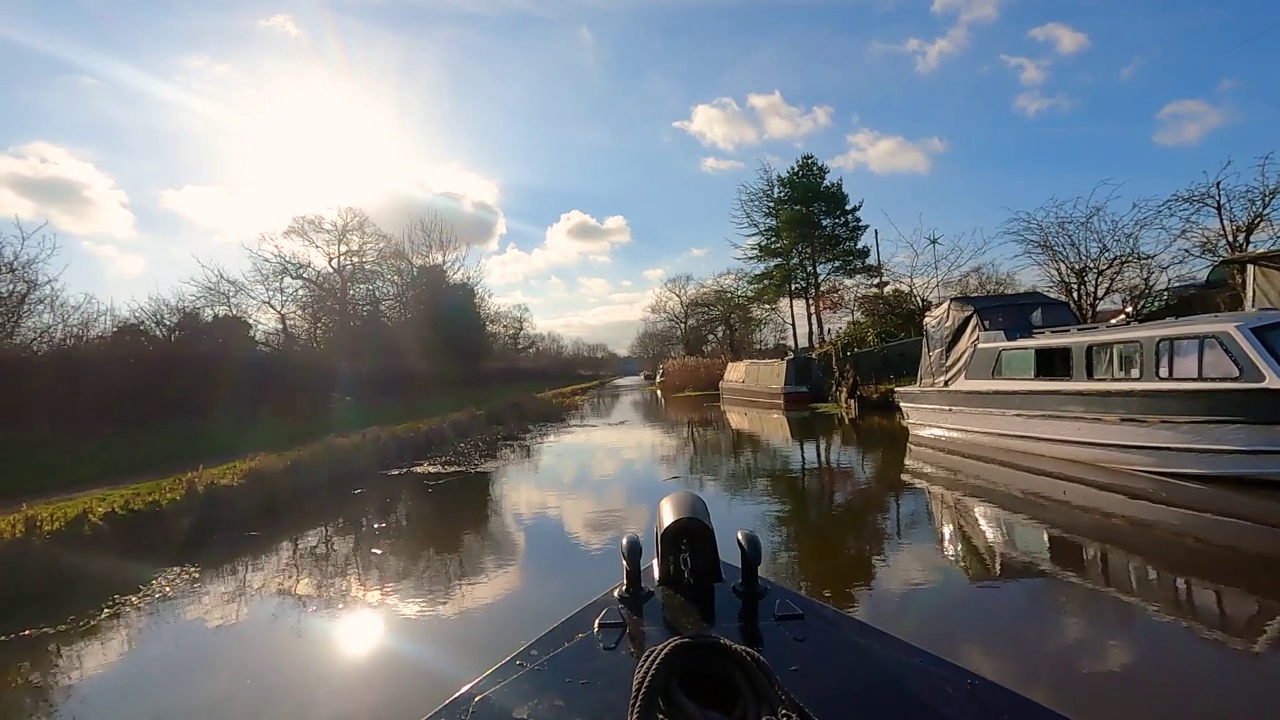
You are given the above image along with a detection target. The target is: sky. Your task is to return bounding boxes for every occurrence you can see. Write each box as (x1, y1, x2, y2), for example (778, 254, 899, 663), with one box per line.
(1, 0, 1277, 351)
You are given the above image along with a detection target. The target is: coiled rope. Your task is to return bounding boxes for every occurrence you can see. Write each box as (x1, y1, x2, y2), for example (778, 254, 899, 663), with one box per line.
(626, 635, 817, 720)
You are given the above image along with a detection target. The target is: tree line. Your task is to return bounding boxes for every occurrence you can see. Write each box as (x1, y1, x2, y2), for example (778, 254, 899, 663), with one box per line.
(0, 208, 615, 435)
(630, 150, 1279, 365)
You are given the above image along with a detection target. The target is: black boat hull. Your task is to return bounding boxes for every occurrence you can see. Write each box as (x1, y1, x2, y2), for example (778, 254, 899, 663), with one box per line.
(423, 561, 1063, 719)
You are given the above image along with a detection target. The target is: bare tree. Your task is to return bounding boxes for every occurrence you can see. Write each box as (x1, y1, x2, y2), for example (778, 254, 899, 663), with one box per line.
(693, 270, 773, 359)
(1, 220, 61, 349)
(127, 289, 204, 342)
(629, 319, 679, 367)
(1000, 183, 1178, 323)
(880, 215, 996, 315)
(948, 261, 1025, 296)
(383, 212, 484, 323)
(646, 274, 706, 356)
(490, 302, 537, 355)
(1163, 152, 1280, 290)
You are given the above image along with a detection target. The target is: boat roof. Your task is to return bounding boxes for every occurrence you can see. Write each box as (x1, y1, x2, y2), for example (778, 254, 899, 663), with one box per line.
(425, 560, 1063, 720)
(1216, 248, 1280, 269)
(1033, 309, 1279, 337)
(943, 290, 1066, 310)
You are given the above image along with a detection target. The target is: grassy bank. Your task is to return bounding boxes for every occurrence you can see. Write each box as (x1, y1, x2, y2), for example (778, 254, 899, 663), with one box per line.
(0, 378, 611, 539)
(1, 378, 596, 505)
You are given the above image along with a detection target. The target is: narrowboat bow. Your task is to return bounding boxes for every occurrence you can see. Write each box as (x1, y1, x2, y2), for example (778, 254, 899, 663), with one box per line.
(424, 490, 1063, 720)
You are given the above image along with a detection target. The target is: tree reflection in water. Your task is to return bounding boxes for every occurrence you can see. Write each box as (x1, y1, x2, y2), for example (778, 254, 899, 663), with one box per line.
(0, 470, 514, 718)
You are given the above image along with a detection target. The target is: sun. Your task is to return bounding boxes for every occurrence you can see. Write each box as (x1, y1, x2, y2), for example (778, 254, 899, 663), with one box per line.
(227, 71, 416, 217)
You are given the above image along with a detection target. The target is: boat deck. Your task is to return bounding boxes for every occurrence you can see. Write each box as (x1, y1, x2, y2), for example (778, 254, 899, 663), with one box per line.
(425, 561, 1063, 719)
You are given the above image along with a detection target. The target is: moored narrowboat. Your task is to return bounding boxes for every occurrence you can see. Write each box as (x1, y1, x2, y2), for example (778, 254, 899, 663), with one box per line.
(719, 355, 821, 406)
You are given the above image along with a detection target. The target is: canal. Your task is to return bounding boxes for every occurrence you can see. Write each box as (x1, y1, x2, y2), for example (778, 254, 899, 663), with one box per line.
(2, 377, 1279, 719)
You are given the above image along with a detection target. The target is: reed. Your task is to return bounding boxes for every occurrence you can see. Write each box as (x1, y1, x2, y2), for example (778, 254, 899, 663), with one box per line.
(657, 356, 727, 393)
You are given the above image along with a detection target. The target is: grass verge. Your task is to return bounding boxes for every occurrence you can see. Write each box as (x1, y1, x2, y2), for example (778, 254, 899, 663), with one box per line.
(0, 377, 613, 540)
(1, 378, 593, 505)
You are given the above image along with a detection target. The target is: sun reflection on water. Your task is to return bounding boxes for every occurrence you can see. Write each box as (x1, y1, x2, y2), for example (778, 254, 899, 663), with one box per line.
(333, 608, 386, 658)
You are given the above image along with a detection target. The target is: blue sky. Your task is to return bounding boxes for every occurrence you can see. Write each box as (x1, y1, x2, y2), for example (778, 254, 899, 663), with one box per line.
(1, 0, 1277, 349)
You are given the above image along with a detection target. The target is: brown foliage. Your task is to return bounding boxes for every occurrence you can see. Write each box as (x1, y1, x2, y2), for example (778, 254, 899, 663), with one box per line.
(658, 355, 727, 393)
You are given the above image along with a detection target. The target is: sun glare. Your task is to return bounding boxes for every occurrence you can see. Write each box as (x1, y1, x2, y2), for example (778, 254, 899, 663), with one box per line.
(333, 607, 387, 658)
(230, 74, 415, 215)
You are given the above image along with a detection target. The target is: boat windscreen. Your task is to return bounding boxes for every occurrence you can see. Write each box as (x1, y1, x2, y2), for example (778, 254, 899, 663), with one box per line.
(1255, 322, 1280, 364)
(977, 303, 1079, 331)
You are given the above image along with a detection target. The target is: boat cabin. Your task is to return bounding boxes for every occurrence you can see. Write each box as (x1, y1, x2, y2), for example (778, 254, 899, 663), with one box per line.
(917, 292, 1081, 388)
(914, 292, 1280, 389)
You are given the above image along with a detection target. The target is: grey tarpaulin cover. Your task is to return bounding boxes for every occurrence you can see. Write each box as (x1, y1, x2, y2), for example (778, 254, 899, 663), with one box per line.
(1212, 249, 1280, 311)
(915, 292, 1079, 388)
(1251, 259, 1280, 310)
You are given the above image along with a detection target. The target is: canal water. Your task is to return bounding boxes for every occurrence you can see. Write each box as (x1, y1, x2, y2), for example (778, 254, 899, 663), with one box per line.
(2, 377, 1279, 719)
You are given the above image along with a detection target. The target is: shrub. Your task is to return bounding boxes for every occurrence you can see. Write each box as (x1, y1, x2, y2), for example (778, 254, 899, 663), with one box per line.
(658, 356, 727, 393)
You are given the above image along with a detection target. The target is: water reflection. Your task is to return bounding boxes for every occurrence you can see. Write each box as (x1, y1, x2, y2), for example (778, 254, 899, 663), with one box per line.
(1, 379, 1279, 719)
(910, 447, 1280, 653)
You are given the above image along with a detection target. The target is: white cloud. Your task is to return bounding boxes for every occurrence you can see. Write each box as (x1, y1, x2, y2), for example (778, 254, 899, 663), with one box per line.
(671, 98, 759, 152)
(1216, 78, 1238, 93)
(745, 91, 834, 141)
(830, 128, 947, 175)
(0, 142, 136, 239)
(1119, 56, 1142, 80)
(890, 0, 1000, 73)
(673, 91, 832, 151)
(578, 276, 613, 297)
(80, 240, 146, 277)
(931, 0, 998, 24)
(493, 289, 541, 306)
(1028, 22, 1089, 56)
(998, 55, 1048, 86)
(1152, 99, 1225, 147)
(539, 289, 656, 351)
(258, 14, 301, 37)
(486, 210, 631, 284)
(700, 157, 745, 174)
(642, 267, 666, 281)
(1013, 89, 1072, 118)
(687, 247, 708, 257)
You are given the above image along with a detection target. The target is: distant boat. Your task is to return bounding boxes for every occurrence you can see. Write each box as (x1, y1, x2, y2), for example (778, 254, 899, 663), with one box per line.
(719, 355, 821, 406)
(640, 370, 654, 381)
(896, 291, 1280, 481)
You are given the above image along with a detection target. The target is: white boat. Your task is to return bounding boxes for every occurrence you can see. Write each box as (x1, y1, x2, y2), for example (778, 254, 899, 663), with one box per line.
(896, 290, 1280, 481)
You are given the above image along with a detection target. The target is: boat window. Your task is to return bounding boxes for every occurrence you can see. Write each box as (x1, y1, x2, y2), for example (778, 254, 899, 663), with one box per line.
(1155, 336, 1242, 380)
(1202, 338, 1239, 379)
(790, 360, 812, 387)
(994, 346, 1072, 379)
(1088, 342, 1141, 380)
(1255, 322, 1280, 364)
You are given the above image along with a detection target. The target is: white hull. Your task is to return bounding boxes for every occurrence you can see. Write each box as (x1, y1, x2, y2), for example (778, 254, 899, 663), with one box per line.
(899, 404, 1280, 481)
